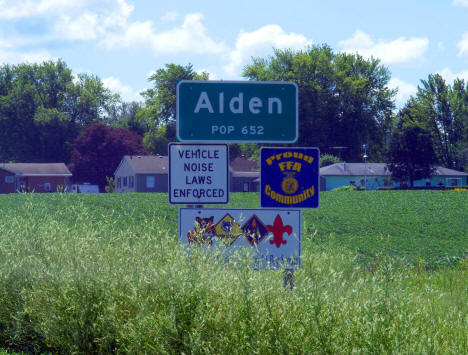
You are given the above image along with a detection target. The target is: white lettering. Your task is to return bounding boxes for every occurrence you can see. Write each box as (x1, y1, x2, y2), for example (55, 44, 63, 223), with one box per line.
(249, 97, 262, 114)
(229, 93, 243, 114)
(219, 92, 224, 113)
(268, 97, 282, 114)
(194, 92, 214, 113)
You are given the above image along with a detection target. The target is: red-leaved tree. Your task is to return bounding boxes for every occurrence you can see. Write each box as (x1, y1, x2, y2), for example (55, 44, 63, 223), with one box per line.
(69, 123, 147, 189)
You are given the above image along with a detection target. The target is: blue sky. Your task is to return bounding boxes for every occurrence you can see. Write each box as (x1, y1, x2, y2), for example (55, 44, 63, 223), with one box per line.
(1, 0, 467, 107)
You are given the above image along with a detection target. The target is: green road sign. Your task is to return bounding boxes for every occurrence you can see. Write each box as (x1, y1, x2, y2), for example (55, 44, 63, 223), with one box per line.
(177, 81, 298, 142)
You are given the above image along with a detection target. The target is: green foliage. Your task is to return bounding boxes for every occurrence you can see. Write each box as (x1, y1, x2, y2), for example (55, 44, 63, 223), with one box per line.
(320, 153, 342, 167)
(104, 176, 115, 193)
(243, 46, 395, 161)
(0, 61, 121, 163)
(69, 123, 146, 188)
(0, 192, 466, 353)
(405, 74, 468, 169)
(331, 185, 357, 191)
(388, 103, 437, 186)
(137, 63, 208, 154)
(112, 101, 147, 136)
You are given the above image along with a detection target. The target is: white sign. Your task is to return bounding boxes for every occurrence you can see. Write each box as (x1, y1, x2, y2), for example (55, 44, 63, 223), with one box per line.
(169, 143, 229, 204)
(179, 208, 301, 269)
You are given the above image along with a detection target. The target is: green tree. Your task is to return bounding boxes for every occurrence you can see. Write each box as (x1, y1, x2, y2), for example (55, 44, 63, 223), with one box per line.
(388, 104, 437, 187)
(320, 153, 342, 167)
(243, 46, 395, 162)
(137, 63, 209, 154)
(410, 74, 468, 169)
(0, 60, 121, 163)
(69, 123, 146, 189)
(113, 101, 147, 136)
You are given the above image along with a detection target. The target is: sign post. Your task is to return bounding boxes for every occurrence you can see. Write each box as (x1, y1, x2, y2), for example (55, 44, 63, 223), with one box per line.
(177, 81, 298, 143)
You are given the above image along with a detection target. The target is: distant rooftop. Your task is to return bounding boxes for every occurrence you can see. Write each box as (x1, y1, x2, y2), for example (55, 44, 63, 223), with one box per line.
(124, 155, 169, 174)
(320, 163, 468, 176)
(0, 163, 72, 176)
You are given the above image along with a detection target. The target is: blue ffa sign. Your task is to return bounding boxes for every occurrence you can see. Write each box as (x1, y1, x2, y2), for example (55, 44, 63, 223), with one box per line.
(177, 81, 298, 143)
(261, 147, 320, 208)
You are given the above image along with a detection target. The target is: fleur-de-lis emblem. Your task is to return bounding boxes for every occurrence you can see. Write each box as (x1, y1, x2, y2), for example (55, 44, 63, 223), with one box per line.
(266, 214, 292, 248)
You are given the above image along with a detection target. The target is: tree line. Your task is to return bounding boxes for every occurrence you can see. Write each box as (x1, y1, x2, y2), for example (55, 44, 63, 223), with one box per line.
(0, 45, 467, 188)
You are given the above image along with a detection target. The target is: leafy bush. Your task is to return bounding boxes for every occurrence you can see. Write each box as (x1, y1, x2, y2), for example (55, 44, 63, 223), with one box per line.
(331, 185, 357, 191)
(319, 153, 342, 167)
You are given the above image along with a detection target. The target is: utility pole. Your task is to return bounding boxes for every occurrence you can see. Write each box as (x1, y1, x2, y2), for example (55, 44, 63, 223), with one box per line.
(362, 144, 368, 189)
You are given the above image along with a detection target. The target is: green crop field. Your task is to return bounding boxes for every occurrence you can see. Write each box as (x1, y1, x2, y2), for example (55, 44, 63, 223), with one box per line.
(0, 191, 467, 354)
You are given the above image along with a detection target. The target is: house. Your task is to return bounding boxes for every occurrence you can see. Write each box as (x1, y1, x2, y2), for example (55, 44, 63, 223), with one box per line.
(114, 154, 263, 193)
(114, 155, 169, 193)
(0, 163, 72, 193)
(229, 155, 260, 192)
(319, 163, 468, 191)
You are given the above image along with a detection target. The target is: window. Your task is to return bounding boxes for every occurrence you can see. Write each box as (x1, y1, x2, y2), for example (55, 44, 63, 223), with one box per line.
(123, 177, 127, 187)
(146, 176, 155, 189)
(43, 183, 51, 192)
(5, 176, 13, 183)
(243, 182, 249, 192)
(446, 178, 461, 187)
(117, 177, 121, 188)
(129, 176, 134, 188)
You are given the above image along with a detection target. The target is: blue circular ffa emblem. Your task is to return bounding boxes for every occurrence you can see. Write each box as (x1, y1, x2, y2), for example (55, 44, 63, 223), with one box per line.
(260, 147, 320, 208)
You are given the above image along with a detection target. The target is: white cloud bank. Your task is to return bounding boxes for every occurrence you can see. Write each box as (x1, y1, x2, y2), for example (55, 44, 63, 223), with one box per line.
(388, 78, 417, 108)
(452, 0, 468, 7)
(102, 76, 143, 102)
(0, 0, 88, 19)
(338, 30, 429, 64)
(457, 33, 468, 57)
(438, 67, 468, 83)
(224, 25, 312, 77)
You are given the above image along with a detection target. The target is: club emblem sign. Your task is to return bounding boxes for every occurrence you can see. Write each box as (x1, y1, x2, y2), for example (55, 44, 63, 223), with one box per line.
(261, 147, 320, 208)
(179, 208, 301, 269)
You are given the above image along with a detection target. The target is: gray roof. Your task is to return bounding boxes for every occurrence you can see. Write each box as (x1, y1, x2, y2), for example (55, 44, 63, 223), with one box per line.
(231, 171, 260, 178)
(431, 166, 468, 176)
(125, 155, 169, 174)
(0, 163, 72, 176)
(320, 163, 468, 176)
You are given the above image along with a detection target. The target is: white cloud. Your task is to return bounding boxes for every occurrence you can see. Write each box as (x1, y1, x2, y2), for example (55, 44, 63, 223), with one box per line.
(338, 30, 429, 64)
(102, 76, 143, 102)
(197, 68, 217, 80)
(102, 13, 227, 55)
(160, 11, 179, 22)
(0, 0, 89, 19)
(151, 13, 226, 54)
(452, 0, 468, 7)
(224, 25, 312, 77)
(388, 78, 417, 108)
(52, 0, 133, 41)
(438, 67, 468, 83)
(457, 33, 468, 57)
(0, 48, 54, 64)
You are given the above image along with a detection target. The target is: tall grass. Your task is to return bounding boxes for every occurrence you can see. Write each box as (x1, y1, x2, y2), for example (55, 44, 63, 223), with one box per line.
(0, 192, 466, 353)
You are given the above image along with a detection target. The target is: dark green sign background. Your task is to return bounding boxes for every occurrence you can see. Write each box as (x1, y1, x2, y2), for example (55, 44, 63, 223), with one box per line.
(177, 81, 298, 142)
